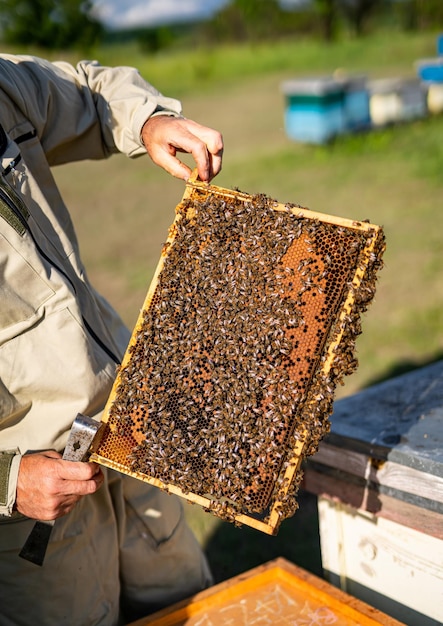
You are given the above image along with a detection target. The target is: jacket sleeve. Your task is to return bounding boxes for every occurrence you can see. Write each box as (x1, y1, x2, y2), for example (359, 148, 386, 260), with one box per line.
(0, 54, 182, 164)
(0, 450, 21, 517)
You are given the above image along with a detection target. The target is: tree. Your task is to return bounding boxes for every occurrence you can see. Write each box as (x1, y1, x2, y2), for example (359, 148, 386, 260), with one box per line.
(207, 0, 289, 43)
(314, 0, 339, 41)
(201, 0, 336, 45)
(396, 0, 443, 31)
(0, 0, 103, 49)
(339, 0, 381, 36)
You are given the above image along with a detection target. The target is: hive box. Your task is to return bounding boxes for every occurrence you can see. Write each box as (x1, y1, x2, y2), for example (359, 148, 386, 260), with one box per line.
(369, 78, 428, 126)
(281, 77, 346, 144)
(416, 58, 443, 83)
(339, 74, 371, 132)
(304, 360, 443, 625)
(281, 75, 370, 144)
(128, 558, 404, 626)
(426, 82, 443, 114)
(415, 54, 443, 114)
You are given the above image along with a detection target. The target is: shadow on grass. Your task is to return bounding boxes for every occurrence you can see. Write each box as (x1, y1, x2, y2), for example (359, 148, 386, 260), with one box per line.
(362, 351, 443, 390)
(204, 489, 322, 584)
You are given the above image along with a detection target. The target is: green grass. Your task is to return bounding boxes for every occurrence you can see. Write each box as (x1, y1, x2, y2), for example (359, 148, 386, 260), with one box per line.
(49, 29, 443, 583)
(8, 28, 438, 98)
(98, 29, 436, 98)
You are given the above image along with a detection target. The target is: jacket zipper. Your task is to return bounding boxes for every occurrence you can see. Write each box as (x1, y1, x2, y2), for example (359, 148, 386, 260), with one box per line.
(0, 178, 121, 366)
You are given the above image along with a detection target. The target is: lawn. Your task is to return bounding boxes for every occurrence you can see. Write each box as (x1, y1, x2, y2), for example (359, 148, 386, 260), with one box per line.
(50, 29, 443, 582)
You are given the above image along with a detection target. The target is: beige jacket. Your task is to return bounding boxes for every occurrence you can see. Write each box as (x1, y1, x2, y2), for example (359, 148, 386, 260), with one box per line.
(0, 54, 181, 516)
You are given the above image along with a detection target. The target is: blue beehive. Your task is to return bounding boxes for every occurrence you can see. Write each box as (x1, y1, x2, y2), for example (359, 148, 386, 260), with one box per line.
(415, 34, 443, 81)
(281, 77, 345, 144)
(416, 58, 443, 83)
(340, 74, 371, 132)
(281, 74, 370, 144)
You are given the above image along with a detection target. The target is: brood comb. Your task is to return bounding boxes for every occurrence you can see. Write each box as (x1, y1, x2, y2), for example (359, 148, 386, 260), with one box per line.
(90, 174, 385, 535)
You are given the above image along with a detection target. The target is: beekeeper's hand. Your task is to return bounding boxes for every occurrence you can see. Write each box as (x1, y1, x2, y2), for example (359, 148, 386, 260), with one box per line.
(16, 451, 103, 520)
(141, 115, 223, 182)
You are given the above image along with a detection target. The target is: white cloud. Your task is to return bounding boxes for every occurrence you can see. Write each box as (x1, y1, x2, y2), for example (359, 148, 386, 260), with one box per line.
(92, 0, 229, 30)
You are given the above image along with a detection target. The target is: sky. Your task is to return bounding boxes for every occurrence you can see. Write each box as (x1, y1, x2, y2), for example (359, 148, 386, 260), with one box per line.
(92, 0, 307, 31)
(92, 0, 230, 31)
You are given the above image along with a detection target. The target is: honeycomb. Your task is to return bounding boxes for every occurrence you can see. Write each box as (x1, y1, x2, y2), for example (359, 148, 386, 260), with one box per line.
(90, 178, 385, 534)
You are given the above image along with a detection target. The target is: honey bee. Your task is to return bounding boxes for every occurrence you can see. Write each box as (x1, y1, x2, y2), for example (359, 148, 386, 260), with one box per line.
(102, 186, 385, 530)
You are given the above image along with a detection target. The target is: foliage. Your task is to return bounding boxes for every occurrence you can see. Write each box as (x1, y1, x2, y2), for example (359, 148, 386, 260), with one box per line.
(389, 0, 443, 31)
(198, 0, 439, 46)
(314, 0, 339, 41)
(200, 0, 321, 44)
(212, 0, 284, 41)
(96, 29, 435, 100)
(135, 26, 177, 54)
(1, 0, 440, 53)
(0, 0, 103, 50)
(338, 0, 382, 36)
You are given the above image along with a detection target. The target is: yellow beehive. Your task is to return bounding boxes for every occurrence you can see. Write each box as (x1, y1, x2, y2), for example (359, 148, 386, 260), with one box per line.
(90, 174, 385, 535)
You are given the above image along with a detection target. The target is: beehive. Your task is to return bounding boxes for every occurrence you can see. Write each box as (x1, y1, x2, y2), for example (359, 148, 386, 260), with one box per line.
(127, 558, 403, 626)
(89, 175, 385, 535)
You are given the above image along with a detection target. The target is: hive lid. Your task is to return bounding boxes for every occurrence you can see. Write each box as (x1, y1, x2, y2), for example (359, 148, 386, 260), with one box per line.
(90, 174, 385, 535)
(326, 359, 443, 477)
(415, 57, 443, 83)
(281, 73, 368, 97)
(369, 77, 425, 94)
(281, 76, 344, 96)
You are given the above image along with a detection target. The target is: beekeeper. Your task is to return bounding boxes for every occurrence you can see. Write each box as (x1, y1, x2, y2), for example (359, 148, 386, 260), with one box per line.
(0, 54, 223, 625)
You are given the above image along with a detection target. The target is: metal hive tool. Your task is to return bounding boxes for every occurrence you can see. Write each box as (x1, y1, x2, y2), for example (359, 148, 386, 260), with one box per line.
(89, 174, 385, 535)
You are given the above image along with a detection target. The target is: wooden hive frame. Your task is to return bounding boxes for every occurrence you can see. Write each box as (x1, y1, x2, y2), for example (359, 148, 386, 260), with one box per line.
(90, 174, 385, 535)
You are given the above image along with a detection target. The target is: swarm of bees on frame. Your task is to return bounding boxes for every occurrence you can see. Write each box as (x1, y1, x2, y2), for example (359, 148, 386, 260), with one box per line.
(98, 185, 385, 531)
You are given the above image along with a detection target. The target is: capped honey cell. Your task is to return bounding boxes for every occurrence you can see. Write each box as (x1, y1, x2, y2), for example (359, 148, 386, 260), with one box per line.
(90, 175, 385, 535)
